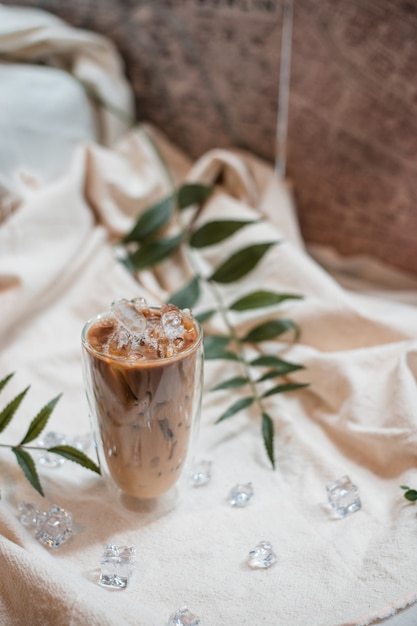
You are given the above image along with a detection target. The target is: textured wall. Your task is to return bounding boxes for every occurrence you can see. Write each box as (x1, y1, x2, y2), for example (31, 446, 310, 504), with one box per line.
(4, 0, 417, 274)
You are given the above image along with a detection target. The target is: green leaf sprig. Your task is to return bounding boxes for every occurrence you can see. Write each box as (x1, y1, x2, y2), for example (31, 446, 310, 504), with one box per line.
(0, 62, 307, 471)
(119, 182, 309, 469)
(0, 373, 101, 496)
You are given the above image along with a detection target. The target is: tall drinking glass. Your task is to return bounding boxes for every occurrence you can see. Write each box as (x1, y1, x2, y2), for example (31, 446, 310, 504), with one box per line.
(81, 300, 203, 514)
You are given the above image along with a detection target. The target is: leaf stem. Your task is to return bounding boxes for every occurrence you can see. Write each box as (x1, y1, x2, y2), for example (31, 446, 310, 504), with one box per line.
(207, 280, 268, 417)
(0, 443, 43, 450)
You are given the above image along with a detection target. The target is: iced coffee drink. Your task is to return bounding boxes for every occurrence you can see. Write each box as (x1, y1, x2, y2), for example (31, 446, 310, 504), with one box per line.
(81, 298, 203, 502)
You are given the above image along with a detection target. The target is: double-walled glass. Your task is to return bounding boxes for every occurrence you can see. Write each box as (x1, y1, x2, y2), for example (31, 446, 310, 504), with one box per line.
(81, 308, 203, 514)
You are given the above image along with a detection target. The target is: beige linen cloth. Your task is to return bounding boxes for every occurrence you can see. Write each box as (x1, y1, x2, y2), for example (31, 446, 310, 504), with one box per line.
(1, 7, 417, 626)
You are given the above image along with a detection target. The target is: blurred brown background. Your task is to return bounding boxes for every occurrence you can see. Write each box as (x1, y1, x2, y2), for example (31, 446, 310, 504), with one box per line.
(4, 0, 417, 275)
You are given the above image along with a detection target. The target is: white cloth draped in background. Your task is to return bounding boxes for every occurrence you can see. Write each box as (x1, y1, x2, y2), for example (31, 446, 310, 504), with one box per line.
(1, 6, 417, 626)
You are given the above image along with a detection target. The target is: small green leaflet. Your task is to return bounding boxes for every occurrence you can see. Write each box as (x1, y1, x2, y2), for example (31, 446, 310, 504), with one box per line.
(230, 290, 302, 311)
(211, 376, 249, 391)
(122, 195, 174, 244)
(204, 335, 239, 361)
(127, 234, 182, 271)
(19, 394, 62, 445)
(210, 242, 276, 284)
(262, 412, 275, 469)
(194, 309, 216, 324)
(256, 362, 305, 380)
(251, 355, 304, 369)
(0, 387, 30, 434)
(189, 220, 255, 248)
(12, 447, 44, 497)
(0, 372, 14, 394)
(243, 319, 299, 342)
(168, 276, 200, 309)
(216, 396, 254, 423)
(177, 183, 213, 210)
(262, 382, 309, 398)
(403, 489, 417, 502)
(48, 445, 101, 475)
(204, 335, 230, 354)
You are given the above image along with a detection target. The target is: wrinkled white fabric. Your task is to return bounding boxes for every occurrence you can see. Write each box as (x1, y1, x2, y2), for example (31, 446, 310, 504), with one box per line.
(1, 6, 417, 626)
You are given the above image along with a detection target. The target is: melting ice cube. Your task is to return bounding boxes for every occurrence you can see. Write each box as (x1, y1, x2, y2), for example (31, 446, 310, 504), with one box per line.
(326, 475, 361, 518)
(161, 304, 185, 339)
(99, 544, 136, 589)
(167, 607, 200, 626)
(227, 482, 254, 507)
(18, 502, 41, 527)
(248, 540, 278, 569)
(112, 298, 146, 336)
(189, 460, 212, 487)
(36, 431, 91, 468)
(35, 505, 73, 549)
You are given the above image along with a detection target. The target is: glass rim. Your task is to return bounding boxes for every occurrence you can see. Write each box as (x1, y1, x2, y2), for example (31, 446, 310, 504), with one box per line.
(81, 307, 203, 365)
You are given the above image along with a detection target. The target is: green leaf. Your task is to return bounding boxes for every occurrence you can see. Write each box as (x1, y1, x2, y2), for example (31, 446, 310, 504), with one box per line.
(47, 445, 101, 475)
(251, 355, 304, 369)
(189, 220, 255, 248)
(0, 386, 30, 434)
(195, 309, 216, 323)
(122, 195, 174, 243)
(256, 362, 305, 381)
(230, 290, 302, 311)
(177, 183, 213, 210)
(0, 372, 14, 394)
(243, 319, 299, 342)
(206, 351, 239, 361)
(210, 242, 276, 284)
(400, 485, 410, 490)
(262, 382, 309, 398)
(127, 234, 182, 271)
(404, 489, 417, 502)
(19, 394, 62, 445)
(12, 447, 44, 497)
(211, 376, 249, 391)
(262, 412, 275, 469)
(216, 397, 254, 423)
(203, 335, 239, 360)
(203, 335, 230, 358)
(168, 276, 200, 309)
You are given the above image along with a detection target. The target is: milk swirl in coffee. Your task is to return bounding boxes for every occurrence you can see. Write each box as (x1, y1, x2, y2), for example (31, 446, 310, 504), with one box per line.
(82, 298, 202, 500)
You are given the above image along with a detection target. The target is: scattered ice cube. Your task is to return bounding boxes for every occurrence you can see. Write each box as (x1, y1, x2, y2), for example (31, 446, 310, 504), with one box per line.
(189, 460, 212, 487)
(248, 540, 278, 569)
(18, 502, 41, 527)
(326, 475, 362, 518)
(36, 431, 91, 468)
(161, 304, 185, 339)
(227, 482, 254, 507)
(99, 544, 136, 589)
(35, 505, 73, 549)
(72, 432, 92, 453)
(37, 432, 68, 467)
(167, 607, 200, 626)
(112, 298, 147, 336)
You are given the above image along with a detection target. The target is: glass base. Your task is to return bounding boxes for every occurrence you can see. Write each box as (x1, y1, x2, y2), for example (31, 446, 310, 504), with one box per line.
(108, 482, 180, 519)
